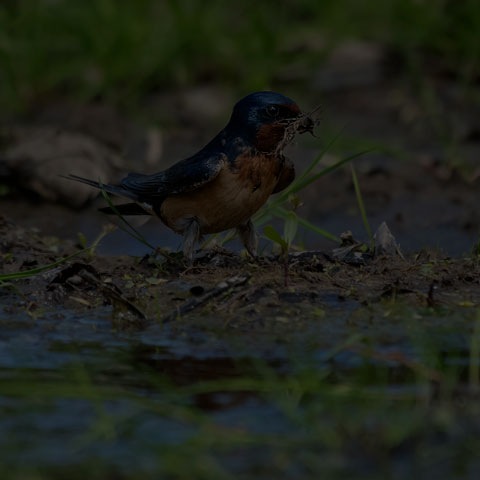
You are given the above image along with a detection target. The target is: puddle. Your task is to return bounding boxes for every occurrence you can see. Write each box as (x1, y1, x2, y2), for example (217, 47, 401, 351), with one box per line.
(1, 290, 480, 478)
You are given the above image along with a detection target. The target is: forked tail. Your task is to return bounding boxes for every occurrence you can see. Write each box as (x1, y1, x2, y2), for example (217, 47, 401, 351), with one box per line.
(60, 174, 139, 201)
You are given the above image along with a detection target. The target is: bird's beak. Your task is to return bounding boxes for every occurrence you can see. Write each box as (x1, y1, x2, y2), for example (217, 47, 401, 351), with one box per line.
(296, 115, 315, 135)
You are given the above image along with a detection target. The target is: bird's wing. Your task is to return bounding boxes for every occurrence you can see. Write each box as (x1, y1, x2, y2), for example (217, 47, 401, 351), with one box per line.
(121, 151, 227, 199)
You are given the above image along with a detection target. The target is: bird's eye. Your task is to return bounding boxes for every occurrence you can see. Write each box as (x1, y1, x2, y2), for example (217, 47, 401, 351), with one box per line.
(265, 105, 279, 118)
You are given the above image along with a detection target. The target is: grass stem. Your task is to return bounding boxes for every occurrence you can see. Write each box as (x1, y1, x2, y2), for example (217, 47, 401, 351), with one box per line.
(350, 164, 373, 250)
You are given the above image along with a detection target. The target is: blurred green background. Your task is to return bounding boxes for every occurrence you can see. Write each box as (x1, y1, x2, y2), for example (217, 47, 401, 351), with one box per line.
(1, 0, 478, 115)
(1, 0, 480, 253)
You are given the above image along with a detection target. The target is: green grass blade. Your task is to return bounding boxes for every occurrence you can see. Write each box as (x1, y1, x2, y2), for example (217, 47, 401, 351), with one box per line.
(0, 248, 90, 282)
(275, 207, 340, 243)
(99, 188, 171, 263)
(100, 187, 156, 251)
(283, 211, 298, 246)
(253, 131, 344, 218)
(253, 146, 372, 243)
(287, 149, 374, 197)
(350, 164, 373, 249)
(296, 127, 345, 181)
(264, 225, 288, 249)
(255, 149, 373, 229)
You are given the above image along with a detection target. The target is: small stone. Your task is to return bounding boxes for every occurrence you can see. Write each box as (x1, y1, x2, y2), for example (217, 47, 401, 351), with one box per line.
(67, 275, 82, 285)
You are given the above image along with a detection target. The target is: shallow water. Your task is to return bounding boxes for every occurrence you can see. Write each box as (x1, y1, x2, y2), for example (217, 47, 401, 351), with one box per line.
(1, 291, 479, 478)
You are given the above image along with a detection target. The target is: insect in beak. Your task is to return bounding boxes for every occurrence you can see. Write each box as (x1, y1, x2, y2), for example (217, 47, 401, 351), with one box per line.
(297, 104, 322, 136)
(297, 116, 315, 135)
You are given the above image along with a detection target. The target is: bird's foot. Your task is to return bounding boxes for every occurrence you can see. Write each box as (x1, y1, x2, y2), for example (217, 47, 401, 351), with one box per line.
(182, 217, 200, 266)
(236, 219, 258, 259)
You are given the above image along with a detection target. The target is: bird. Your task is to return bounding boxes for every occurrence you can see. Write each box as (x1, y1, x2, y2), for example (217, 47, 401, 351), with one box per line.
(64, 91, 314, 263)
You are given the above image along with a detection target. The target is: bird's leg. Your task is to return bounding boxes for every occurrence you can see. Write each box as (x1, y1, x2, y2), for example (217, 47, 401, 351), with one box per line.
(183, 217, 200, 265)
(236, 218, 258, 258)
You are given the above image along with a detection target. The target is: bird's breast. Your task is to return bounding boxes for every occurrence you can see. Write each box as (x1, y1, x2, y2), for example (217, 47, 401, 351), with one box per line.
(160, 154, 283, 234)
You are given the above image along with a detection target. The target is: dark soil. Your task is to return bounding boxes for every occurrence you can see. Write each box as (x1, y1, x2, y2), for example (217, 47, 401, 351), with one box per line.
(2, 215, 479, 330)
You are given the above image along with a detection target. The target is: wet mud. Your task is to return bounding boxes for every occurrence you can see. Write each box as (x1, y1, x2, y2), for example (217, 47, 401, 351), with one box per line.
(2, 215, 479, 330)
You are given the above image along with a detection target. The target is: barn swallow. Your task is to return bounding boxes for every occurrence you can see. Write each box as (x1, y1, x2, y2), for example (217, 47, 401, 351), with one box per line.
(64, 91, 314, 263)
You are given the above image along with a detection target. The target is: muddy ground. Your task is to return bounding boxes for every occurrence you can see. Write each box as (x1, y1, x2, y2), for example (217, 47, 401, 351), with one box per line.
(2, 213, 479, 326)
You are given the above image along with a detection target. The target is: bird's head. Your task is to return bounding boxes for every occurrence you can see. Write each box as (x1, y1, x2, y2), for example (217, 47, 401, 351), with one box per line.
(227, 91, 314, 154)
